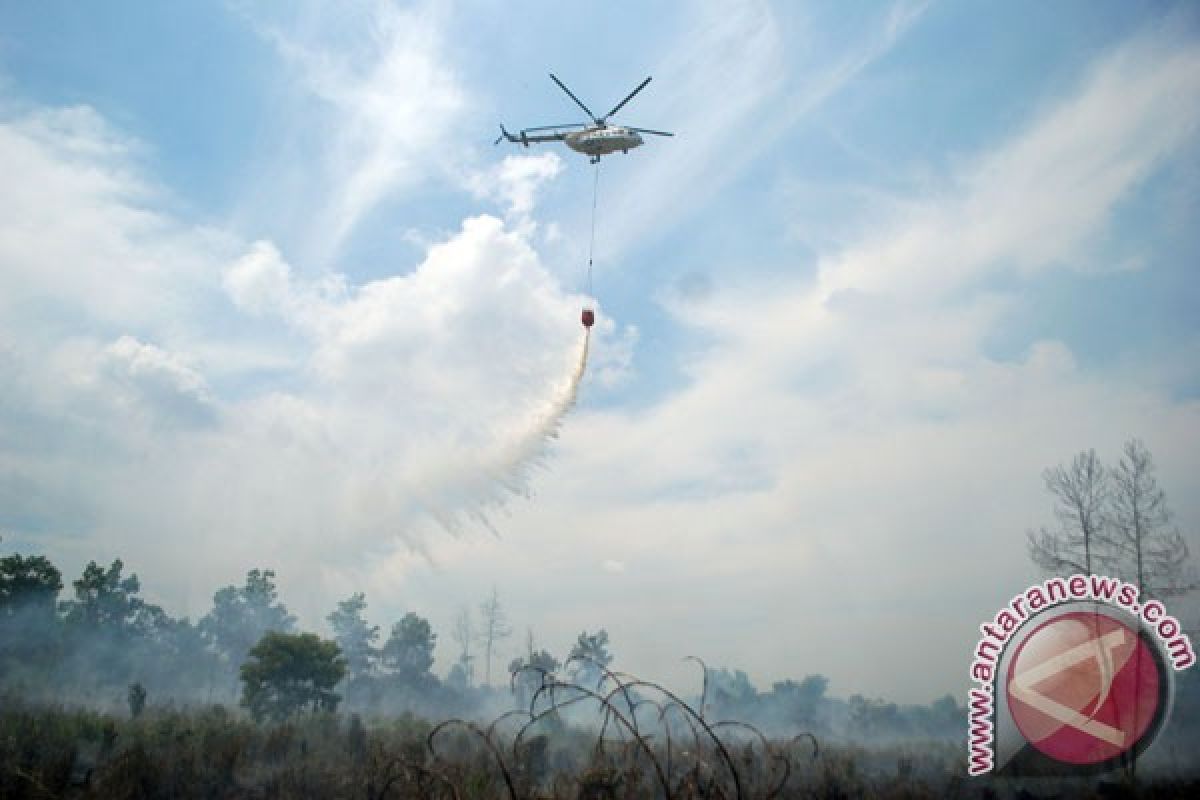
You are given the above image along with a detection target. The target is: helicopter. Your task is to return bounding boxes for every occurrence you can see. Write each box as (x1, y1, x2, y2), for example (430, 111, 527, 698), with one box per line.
(495, 74, 673, 163)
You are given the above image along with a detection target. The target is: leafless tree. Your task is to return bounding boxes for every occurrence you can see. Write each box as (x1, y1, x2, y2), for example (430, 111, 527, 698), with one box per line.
(1103, 439, 1198, 601)
(1028, 441, 1197, 609)
(451, 607, 475, 688)
(477, 586, 513, 686)
(1027, 449, 1110, 575)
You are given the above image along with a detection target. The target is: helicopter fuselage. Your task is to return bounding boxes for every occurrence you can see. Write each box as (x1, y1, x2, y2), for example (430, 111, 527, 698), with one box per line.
(565, 126, 644, 159)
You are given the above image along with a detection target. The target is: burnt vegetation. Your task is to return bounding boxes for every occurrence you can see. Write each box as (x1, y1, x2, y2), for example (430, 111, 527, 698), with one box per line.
(0, 549, 981, 798)
(2, 439, 1199, 798)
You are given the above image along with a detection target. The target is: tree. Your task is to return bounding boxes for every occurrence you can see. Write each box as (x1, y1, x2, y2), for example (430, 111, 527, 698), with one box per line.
(151, 615, 220, 702)
(128, 682, 147, 718)
(381, 612, 437, 690)
(1027, 441, 1196, 604)
(476, 587, 512, 686)
(451, 607, 475, 687)
(769, 674, 829, 730)
(847, 694, 907, 739)
(201, 569, 296, 672)
(60, 559, 163, 635)
(446, 662, 470, 692)
(54, 559, 172, 692)
(0, 552, 64, 672)
(0, 553, 63, 616)
(707, 668, 759, 718)
(1027, 449, 1109, 575)
(327, 593, 380, 700)
(567, 629, 613, 688)
(1105, 439, 1197, 600)
(240, 631, 345, 722)
(509, 646, 560, 707)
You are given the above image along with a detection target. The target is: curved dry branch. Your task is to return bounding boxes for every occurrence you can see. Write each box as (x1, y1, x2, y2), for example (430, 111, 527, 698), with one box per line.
(402, 760, 463, 800)
(791, 732, 820, 760)
(486, 709, 533, 741)
(524, 677, 672, 798)
(621, 679, 743, 800)
(514, 682, 601, 759)
(426, 718, 518, 800)
(683, 655, 710, 721)
(564, 653, 641, 738)
(711, 720, 788, 799)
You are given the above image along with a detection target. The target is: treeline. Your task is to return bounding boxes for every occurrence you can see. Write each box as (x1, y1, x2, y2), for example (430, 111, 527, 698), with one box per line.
(700, 667, 965, 741)
(1, 550, 975, 741)
(0, 555, 641, 726)
(0, 556, 466, 718)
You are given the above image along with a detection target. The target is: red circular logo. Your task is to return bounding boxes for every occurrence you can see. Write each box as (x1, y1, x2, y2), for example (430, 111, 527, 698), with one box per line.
(1006, 611, 1162, 765)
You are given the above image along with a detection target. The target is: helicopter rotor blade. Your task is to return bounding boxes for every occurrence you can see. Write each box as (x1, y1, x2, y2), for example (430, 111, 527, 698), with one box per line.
(549, 73, 599, 123)
(521, 123, 588, 133)
(628, 126, 674, 137)
(604, 76, 652, 122)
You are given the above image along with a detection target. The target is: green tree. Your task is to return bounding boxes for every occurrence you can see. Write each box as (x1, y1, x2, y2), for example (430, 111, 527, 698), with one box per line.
(847, 694, 907, 739)
(201, 569, 296, 670)
(0, 551, 64, 673)
(240, 631, 345, 722)
(769, 674, 828, 730)
(0, 553, 63, 616)
(151, 615, 222, 702)
(567, 629, 613, 688)
(708, 668, 759, 718)
(327, 593, 379, 682)
(381, 612, 437, 690)
(55, 559, 169, 692)
(446, 662, 470, 692)
(60, 559, 162, 635)
(327, 592, 379, 706)
(509, 648, 560, 707)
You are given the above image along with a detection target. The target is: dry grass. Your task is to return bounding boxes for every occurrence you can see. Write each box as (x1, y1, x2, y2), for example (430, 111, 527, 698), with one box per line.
(2, 675, 1196, 800)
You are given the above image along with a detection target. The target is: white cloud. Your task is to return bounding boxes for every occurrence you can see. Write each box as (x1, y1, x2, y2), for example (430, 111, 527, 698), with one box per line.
(96, 336, 216, 427)
(0, 94, 608, 624)
(595, 0, 928, 260)
(3, 8, 1198, 706)
(467, 152, 564, 220)
(223, 241, 294, 315)
(389, 30, 1200, 700)
(817, 37, 1200, 302)
(0, 106, 227, 334)
(251, 0, 469, 262)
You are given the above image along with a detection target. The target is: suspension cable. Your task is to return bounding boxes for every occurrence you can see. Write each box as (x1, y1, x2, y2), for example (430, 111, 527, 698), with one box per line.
(587, 159, 600, 298)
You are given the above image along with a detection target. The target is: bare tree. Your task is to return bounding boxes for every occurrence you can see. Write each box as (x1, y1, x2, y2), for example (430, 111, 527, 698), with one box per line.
(476, 586, 512, 686)
(451, 607, 475, 688)
(1104, 439, 1197, 600)
(1028, 440, 1197, 608)
(1027, 449, 1110, 575)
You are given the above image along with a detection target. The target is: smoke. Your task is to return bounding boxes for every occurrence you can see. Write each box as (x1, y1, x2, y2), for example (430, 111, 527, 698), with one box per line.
(482, 329, 591, 509)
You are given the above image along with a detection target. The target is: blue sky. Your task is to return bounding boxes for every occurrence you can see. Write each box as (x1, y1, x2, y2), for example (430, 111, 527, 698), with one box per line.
(2, 1, 1199, 703)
